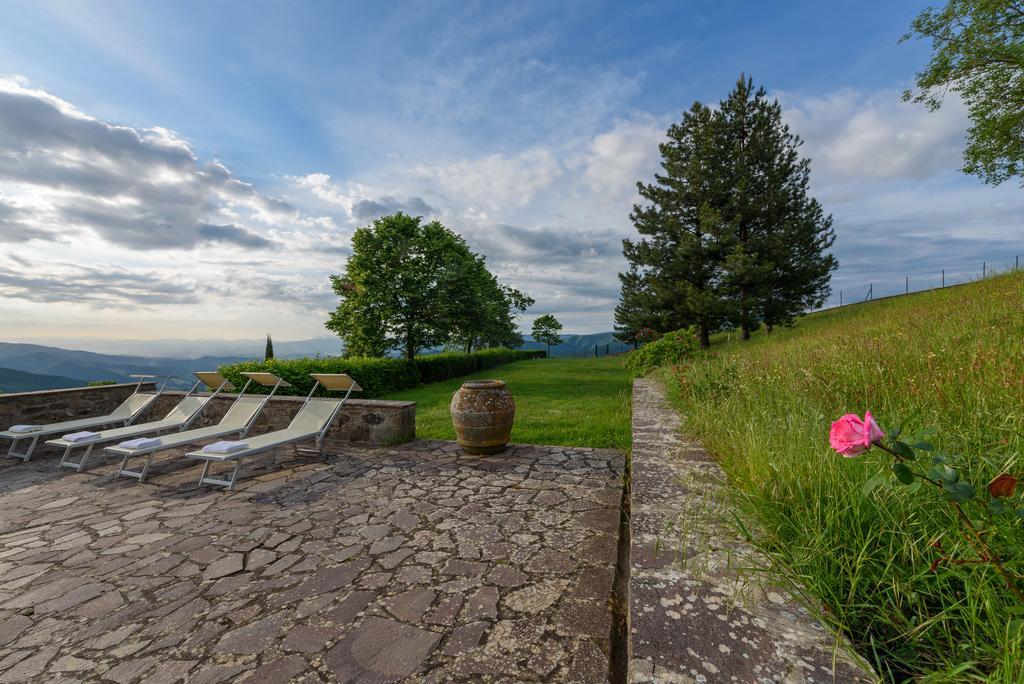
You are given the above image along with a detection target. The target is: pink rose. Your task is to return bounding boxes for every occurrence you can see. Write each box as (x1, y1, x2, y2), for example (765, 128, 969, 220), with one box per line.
(829, 412, 885, 457)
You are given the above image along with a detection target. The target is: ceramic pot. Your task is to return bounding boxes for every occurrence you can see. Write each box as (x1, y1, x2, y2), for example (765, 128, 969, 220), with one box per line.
(450, 380, 515, 455)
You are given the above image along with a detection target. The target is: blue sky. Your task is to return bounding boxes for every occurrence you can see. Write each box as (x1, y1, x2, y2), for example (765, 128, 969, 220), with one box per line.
(0, 1, 1021, 343)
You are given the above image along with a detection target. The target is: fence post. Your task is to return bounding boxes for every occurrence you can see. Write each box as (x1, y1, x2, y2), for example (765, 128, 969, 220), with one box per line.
(1017, 255, 1020, 270)
(905, 276, 909, 294)
(839, 290, 843, 306)
(983, 261, 986, 277)
(942, 269, 945, 287)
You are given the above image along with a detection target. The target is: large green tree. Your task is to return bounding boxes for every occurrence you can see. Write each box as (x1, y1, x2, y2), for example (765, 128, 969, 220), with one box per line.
(621, 76, 835, 347)
(449, 258, 534, 352)
(625, 101, 736, 349)
(327, 213, 530, 360)
(903, 1, 1024, 185)
(716, 76, 836, 337)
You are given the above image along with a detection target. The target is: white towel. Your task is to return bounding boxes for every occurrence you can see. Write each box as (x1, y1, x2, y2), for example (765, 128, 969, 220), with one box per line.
(63, 431, 100, 443)
(8, 425, 42, 434)
(119, 437, 161, 449)
(202, 440, 248, 454)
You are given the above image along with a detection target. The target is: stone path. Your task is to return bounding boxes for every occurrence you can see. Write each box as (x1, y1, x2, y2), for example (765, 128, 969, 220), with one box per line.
(0, 439, 624, 683)
(628, 378, 875, 683)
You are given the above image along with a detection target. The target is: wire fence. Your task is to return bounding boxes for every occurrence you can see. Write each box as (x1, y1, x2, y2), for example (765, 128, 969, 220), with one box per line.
(568, 341, 636, 358)
(819, 254, 1021, 313)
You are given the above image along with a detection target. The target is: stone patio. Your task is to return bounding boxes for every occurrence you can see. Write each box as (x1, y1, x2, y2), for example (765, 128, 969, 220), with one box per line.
(0, 439, 624, 683)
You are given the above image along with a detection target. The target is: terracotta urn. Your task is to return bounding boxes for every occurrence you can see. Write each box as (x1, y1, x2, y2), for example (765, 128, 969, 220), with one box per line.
(450, 380, 515, 455)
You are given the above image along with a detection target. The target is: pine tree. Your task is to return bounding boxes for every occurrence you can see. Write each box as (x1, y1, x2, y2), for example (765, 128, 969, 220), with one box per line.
(619, 76, 836, 345)
(613, 267, 654, 350)
(624, 102, 733, 349)
(264, 333, 274, 360)
(715, 76, 837, 336)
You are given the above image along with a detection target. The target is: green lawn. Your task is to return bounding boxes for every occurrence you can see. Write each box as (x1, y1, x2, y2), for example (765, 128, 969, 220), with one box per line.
(661, 271, 1024, 681)
(384, 354, 632, 451)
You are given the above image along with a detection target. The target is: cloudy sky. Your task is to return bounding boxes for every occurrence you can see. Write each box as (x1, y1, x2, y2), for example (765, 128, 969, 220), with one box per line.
(0, 1, 1021, 343)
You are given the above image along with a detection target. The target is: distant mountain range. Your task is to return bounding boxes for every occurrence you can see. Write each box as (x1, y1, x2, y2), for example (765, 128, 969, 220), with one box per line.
(0, 332, 627, 393)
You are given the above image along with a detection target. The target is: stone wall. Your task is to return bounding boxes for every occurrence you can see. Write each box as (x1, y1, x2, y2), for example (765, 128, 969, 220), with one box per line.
(0, 382, 157, 429)
(1, 384, 416, 457)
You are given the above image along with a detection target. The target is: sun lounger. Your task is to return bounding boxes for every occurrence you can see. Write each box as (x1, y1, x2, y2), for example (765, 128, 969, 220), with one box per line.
(106, 371, 285, 482)
(1, 375, 163, 462)
(187, 373, 361, 490)
(45, 373, 227, 472)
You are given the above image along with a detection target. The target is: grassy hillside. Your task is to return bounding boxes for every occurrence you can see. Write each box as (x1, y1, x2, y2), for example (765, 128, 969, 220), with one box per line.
(659, 272, 1024, 681)
(384, 355, 632, 450)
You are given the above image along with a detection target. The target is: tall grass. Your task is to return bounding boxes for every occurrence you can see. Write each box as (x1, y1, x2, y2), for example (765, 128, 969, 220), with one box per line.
(659, 272, 1024, 681)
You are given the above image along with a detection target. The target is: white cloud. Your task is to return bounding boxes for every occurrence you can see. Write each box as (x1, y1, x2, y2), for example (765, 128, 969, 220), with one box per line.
(780, 88, 968, 184)
(578, 114, 665, 201)
(0, 77, 300, 251)
(410, 148, 564, 214)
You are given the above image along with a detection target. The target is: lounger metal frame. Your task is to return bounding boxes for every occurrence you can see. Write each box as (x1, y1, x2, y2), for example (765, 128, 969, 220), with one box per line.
(55, 377, 211, 473)
(3, 375, 163, 462)
(196, 375, 358, 490)
(115, 376, 283, 482)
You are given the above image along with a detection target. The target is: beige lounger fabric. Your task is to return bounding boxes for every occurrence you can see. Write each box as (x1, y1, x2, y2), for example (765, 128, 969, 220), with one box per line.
(105, 397, 266, 456)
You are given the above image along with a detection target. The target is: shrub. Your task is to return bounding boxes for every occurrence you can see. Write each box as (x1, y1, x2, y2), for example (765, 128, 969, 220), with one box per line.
(218, 347, 545, 398)
(87, 380, 118, 387)
(625, 328, 699, 375)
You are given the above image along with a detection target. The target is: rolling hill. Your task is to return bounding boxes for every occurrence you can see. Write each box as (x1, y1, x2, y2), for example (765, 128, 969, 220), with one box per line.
(0, 367, 84, 393)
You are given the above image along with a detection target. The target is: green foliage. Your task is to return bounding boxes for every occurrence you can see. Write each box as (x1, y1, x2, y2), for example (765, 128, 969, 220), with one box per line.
(659, 271, 1024, 679)
(622, 75, 835, 347)
(530, 314, 563, 355)
(625, 329, 698, 376)
(264, 333, 274, 361)
(325, 213, 532, 360)
(903, 1, 1024, 186)
(416, 348, 541, 384)
(613, 267, 657, 349)
(87, 380, 117, 387)
(218, 348, 544, 398)
(384, 354, 632, 451)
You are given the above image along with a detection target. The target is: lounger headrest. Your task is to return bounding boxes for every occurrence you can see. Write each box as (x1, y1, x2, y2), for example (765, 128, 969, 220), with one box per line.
(311, 373, 362, 392)
(195, 371, 235, 391)
(241, 371, 291, 387)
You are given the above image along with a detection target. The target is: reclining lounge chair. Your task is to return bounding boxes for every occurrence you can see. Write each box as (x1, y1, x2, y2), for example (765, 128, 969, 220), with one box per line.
(46, 373, 226, 472)
(106, 371, 285, 482)
(186, 373, 361, 490)
(1, 375, 164, 462)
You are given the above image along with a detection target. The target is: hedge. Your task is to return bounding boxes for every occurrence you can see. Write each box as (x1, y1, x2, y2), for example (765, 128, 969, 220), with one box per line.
(218, 348, 546, 398)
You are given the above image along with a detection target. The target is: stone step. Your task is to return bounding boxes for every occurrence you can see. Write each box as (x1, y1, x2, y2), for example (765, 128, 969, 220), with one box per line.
(627, 378, 876, 683)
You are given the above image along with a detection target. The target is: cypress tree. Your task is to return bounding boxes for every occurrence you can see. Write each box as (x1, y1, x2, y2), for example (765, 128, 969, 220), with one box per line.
(264, 333, 274, 360)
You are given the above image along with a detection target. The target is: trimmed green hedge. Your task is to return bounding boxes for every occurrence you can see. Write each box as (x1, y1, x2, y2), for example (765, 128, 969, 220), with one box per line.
(218, 348, 545, 398)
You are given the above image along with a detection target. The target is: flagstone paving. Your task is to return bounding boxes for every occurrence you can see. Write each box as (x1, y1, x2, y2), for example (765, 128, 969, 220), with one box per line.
(0, 439, 624, 683)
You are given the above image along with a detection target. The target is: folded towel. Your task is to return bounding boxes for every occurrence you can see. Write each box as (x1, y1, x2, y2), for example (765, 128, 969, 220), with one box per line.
(119, 437, 161, 449)
(8, 425, 42, 434)
(202, 440, 248, 454)
(63, 431, 100, 443)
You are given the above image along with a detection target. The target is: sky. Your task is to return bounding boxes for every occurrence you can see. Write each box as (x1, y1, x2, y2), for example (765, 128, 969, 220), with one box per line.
(0, 0, 1021, 344)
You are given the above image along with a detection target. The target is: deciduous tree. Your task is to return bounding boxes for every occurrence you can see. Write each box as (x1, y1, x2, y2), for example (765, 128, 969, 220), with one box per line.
(903, 0, 1024, 186)
(531, 314, 563, 358)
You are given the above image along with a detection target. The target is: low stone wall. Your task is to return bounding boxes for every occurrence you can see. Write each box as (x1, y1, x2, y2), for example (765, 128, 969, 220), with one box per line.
(0, 384, 415, 457)
(628, 378, 875, 682)
(0, 382, 157, 429)
(148, 391, 416, 449)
